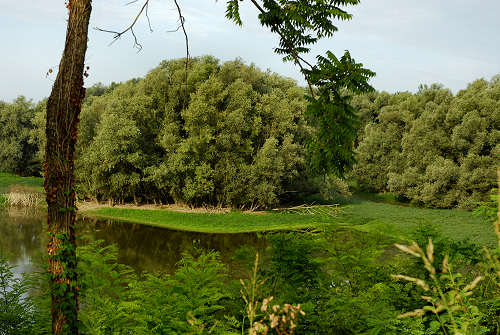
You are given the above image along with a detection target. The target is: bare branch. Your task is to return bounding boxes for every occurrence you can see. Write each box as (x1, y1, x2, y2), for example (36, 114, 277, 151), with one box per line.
(167, 24, 182, 33)
(94, 0, 152, 51)
(145, 1, 153, 32)
(171, 0, 190, 108)
(173, 0, 190, 72)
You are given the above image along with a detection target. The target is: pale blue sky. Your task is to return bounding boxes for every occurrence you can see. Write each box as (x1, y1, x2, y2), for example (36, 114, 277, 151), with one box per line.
(1, 0, 499, 102)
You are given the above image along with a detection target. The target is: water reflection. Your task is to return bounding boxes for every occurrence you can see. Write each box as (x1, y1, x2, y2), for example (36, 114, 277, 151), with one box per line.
(0, 209, 266, 275)
(0, 208, 46, 261)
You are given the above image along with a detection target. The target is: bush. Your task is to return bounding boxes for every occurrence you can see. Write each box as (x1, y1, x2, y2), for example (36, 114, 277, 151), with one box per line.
(76, 57, 313, 208)
(353, 80, 500, 208)
(0, 254, 36, 335)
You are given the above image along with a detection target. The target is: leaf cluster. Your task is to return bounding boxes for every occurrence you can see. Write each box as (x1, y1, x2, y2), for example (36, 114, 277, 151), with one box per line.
(304, 51, 375, 177)
(75, 57, 316, 208)
(0, 255, 36, 335)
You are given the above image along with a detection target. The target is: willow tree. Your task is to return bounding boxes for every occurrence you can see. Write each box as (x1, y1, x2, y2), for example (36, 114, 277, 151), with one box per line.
(45, 0, 374, 333)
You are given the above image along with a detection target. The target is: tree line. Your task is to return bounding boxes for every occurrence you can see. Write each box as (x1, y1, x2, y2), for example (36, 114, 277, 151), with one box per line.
(1, 59, 498, 209)
(1, 56, 351, 208)
(351, 79, 500, 208)
(0, 97, 45, 176)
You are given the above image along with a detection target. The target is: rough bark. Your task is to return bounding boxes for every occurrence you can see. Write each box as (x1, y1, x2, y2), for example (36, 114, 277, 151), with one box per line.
(44, 1, 92, 333)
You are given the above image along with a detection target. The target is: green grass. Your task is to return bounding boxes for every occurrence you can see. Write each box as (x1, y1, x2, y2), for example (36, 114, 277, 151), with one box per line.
(81, 197, 496, 248)
(81, 207, 332, 233)
(338, 196, 496, 248)
(0, 194, 7, 207)
(0, 173, 44, 192)
(0, 171, 493, 247)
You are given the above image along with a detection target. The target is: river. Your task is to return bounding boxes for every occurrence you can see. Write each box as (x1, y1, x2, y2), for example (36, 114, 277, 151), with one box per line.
(0, 207, 267, 276)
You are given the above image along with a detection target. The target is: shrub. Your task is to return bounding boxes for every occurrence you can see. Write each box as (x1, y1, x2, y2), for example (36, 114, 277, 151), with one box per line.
(0, 254, 36, 335)
(76, 57, 312, 208)
(353, 80, 499, 208)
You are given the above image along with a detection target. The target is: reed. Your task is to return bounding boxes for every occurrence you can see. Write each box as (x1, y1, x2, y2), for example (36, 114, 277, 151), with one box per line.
(5, 185, 44, 208)
(241, 254, 306, 335)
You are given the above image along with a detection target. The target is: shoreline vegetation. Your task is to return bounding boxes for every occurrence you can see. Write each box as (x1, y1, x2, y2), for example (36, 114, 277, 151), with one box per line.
(78, 199, 496, 247)
(0, 173, 495, 245)
(79, 206, 328, 233)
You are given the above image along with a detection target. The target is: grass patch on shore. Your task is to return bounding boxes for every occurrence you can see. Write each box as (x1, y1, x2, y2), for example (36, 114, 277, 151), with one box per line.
(0, 173, 43, 192)
(339, 197, 496, 248)
(0, 173, 45, 208)
(81, 197, 495, 248)
(82, 207, 331, 233)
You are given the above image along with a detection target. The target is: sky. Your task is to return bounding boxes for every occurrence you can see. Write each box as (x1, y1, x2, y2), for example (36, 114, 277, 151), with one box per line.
(1, 0, 499, 102)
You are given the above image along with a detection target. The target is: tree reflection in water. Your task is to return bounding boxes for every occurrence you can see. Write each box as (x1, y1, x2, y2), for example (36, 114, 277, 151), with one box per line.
(0, 209, 266, 276)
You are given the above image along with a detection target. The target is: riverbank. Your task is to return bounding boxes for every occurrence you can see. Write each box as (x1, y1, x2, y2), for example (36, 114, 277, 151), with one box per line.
(0, 173, 494, 243)
(0, 172, 43, 192)
(340, 196, 496, 248)
(0, 173, 45, 208)
(77, 198, 496, 247)
(80, 206, 330, 233)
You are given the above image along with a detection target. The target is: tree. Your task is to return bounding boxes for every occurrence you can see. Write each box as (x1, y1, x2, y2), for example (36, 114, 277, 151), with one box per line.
(44, 1, 91, 333)
(0, 97, 39, 175)
(76, 57, 310, 208)
(44, 0, 373, 332)
(353, 81, 499, 208)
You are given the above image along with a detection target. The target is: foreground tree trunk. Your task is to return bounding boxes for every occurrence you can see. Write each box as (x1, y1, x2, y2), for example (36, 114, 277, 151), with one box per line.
(44, 1, 92, 333)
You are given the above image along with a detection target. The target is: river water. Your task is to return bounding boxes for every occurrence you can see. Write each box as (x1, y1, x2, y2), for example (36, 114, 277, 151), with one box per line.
(0, 207, 266, 276)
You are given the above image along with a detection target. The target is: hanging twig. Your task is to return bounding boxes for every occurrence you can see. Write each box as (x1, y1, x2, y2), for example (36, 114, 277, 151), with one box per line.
(95, 0, 190, 92)
(172, 0, 190, 102)
(172, 0, 189, 66)
(248, 0, 315, 97)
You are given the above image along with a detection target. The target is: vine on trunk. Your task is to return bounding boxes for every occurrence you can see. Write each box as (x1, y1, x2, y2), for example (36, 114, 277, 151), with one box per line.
(44, 0, 92, 333)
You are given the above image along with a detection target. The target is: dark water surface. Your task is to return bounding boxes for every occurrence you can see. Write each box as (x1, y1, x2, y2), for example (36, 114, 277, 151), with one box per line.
(0, 208, 266, 275)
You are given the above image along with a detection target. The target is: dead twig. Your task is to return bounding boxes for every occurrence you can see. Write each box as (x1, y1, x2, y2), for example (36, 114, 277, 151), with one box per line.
(172, 0, 190, 108)
(95, 0, 191, 101)
(273, 204, 341, 217)
(94, 0, 152, 51)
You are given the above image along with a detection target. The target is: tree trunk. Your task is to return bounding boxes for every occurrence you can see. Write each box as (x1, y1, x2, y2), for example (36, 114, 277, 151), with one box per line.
(44, 1, 92, 334)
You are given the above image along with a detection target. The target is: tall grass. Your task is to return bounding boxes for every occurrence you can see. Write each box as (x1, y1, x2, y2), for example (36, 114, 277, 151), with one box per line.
(240, 253, 306, 335)
(0, 194, 7, 207)
(393, 168, 500, 334)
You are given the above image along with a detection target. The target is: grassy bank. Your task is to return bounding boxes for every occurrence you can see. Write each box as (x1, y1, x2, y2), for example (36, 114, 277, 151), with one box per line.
(1, 171, 492, 244)
(81, 207, 331, 233)
(0, 173, 43, 192)
(80, 197, 495, 246)
(339, 196, 496, 248)
(0, 173, 45, 208)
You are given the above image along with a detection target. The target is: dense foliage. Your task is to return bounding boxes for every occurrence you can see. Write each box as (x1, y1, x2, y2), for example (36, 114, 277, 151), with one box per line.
(76, 56, 316, 208)
(1, 57, 359, 208)
(352, 78, 500, 208)
(2, 62, 498, 209)
(0, 256, 36, 334)
(304, 51, 375, 177)
(3, 217, 500, 334)
(0, 97, 44, 176)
